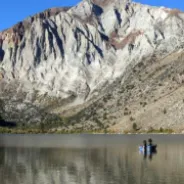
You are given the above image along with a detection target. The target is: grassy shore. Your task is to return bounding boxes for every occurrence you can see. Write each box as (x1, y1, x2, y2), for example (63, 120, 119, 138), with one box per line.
(0, 127, 176, 134)
(0, 127, 110, 134)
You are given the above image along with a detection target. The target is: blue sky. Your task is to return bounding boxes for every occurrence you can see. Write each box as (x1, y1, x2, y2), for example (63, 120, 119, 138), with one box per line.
(0, 0, 183, 31)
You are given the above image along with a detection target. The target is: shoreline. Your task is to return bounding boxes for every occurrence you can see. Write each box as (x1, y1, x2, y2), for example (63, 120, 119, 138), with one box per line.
(0, 127, 182, 135)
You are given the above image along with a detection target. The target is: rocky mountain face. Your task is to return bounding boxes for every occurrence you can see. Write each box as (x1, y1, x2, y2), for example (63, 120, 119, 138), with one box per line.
(1, 0, 184, 132)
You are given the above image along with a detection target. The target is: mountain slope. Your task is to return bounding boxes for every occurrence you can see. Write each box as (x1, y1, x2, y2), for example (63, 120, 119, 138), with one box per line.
(0, 0, 184, 132)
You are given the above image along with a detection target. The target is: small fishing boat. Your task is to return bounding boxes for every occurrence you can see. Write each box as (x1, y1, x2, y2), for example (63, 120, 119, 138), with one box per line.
(139, 145, 157, 153)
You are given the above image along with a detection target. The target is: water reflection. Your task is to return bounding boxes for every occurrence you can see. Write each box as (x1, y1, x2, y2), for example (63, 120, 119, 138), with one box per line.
(0, 135, 184, 184)
(139, 147, 157, 161)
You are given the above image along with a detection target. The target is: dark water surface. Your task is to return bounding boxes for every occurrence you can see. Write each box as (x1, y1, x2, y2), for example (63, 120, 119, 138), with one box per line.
(0, 134, 184, 184)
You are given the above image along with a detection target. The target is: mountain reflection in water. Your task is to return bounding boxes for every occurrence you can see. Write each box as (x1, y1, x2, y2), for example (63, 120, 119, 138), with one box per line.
(0, 134, 184, 184)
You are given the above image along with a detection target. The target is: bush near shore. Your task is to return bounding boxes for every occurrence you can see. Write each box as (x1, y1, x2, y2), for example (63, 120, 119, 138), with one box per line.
(0, 126, 175, 134)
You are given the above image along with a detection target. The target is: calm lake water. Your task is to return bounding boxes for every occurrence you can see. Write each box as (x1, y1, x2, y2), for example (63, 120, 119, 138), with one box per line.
(0, 134, 184, 184)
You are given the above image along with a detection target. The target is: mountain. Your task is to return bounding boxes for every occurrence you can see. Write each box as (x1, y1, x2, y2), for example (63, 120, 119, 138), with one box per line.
(0, 0, 184, 133)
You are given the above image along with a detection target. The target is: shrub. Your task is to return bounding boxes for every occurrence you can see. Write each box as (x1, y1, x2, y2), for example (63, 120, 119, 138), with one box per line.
(147, 126, 174, 134)
(148, 126, 154, 132)
(40, 122, 44, 131)
(124, 111, 129, 116)
(124, 107, 129, 116)
(132, 123, 137, 131)
(130, 116, 134, 121)
(140, 102, 147, 107)
(103, 113, 107, 120)
(160, 127, 163, 132)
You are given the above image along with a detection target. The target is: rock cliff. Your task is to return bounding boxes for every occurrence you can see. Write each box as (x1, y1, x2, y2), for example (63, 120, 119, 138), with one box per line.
(1, 0, 184, 132)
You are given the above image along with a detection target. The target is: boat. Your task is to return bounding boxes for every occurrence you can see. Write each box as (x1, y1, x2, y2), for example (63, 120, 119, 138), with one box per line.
(139, 145, 157, 153)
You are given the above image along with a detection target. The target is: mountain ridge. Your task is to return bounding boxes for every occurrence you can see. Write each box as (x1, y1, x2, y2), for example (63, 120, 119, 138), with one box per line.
(0, 0, 184, 132)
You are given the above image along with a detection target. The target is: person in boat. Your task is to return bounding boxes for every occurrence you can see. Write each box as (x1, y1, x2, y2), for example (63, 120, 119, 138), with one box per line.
(143, 140, 147, 151)
(139, 140, 147, 151)
(142, 140, 147, 158)
(148, 138, 157, 153)
(147, 138, 153, 152)
(139, 139, 157, 160)
(148, 138, 152, 145)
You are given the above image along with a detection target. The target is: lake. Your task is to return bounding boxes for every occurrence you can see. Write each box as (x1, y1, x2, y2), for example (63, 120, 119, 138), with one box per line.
(0, 134, 184, 184)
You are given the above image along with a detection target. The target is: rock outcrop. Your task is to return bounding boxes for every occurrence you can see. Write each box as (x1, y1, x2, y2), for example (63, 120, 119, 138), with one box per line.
(1, 0, 184, 132)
